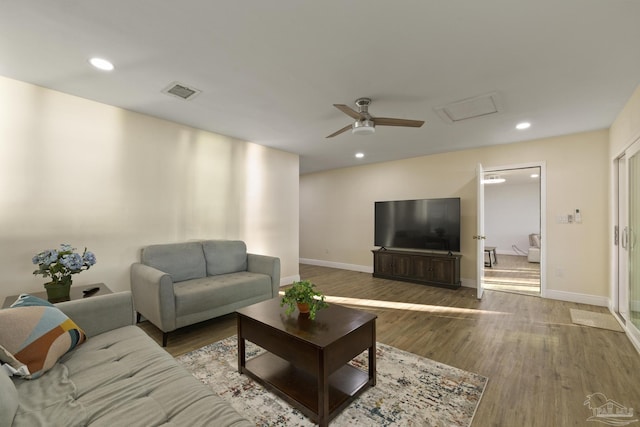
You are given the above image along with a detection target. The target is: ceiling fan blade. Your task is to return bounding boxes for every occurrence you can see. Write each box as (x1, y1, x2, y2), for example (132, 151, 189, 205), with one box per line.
(326, 124, 353, 138)
(374, 117, 425, 127)
(333, 104, 365, 120)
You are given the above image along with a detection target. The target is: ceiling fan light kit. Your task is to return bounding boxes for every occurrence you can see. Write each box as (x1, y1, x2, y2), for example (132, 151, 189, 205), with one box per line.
(352, 119, 375, 135)
(327, 97, 424, 138)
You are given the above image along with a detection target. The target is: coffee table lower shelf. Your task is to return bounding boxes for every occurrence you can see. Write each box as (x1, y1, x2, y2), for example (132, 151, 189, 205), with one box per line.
(242, 352, 371, 422)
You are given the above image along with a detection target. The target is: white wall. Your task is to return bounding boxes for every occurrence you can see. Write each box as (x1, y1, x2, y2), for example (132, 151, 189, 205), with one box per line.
(0, 76, 300, 300)
(301, 130, 609, 302)
(485, 181, 540, 255)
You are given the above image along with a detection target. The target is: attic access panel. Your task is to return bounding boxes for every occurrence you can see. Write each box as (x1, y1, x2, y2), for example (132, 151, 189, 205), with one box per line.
(435, 92, 503, 124)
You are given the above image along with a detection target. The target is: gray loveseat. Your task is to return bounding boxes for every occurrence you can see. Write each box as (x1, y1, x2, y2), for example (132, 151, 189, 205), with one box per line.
(1, 292, 253, 427)
(130, 240, 280, 346)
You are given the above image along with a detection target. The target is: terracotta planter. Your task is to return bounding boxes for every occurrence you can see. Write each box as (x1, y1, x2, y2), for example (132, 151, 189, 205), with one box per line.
(45, 276, 72, 303)
(296, 302, 310, 315)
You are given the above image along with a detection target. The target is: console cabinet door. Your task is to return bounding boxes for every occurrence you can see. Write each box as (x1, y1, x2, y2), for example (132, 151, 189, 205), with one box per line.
(430, 258, 455, 284)
(412, 256, 433, 280)
(375, 252, 394, 275)
(392, 254, 412, 277)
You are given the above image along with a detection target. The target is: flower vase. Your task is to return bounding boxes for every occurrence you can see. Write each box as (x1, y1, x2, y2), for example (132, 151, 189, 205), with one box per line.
(45, 276, 72, 303)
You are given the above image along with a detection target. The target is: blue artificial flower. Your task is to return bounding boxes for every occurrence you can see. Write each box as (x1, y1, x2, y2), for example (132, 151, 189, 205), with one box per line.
(60, 253, 83, 271)
(44, 250, 58, 265)
(83, 251, 97, 266)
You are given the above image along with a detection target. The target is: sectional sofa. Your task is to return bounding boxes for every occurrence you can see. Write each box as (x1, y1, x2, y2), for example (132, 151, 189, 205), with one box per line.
(1, 291, 253, 426)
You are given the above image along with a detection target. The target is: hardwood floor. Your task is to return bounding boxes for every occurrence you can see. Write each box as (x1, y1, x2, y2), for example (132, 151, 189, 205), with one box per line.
(139, 264, 640, 426)
(483, 254, 540, 296)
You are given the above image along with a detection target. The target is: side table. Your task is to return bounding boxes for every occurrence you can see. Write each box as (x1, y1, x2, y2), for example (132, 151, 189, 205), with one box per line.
(2, 283, 112, 309)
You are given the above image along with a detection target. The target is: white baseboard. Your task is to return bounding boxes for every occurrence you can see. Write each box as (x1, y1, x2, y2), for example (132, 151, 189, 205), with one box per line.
(461, 278, 476, 288)
(544, 289, 609, 307)
(495, 250, 528, 256)
(299, 258, 373, 274)
(279, 274, 300, 287)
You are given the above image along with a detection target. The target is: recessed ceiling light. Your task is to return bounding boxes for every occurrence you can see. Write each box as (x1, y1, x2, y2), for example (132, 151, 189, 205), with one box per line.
(482, 175, 506, 184)
(355, 152, 364, 158)
(516, 122, 531, 130)
(89, 57, 114, 71)
(531, 173, 539, 178)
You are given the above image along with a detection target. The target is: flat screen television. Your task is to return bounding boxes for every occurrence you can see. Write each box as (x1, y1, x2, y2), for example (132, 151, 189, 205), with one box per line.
(374, 198, 461, 252)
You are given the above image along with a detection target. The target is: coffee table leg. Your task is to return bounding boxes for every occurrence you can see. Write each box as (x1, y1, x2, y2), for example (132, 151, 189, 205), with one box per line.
(317, 351, 329, 427)
(369, 322, 377, 386)
(237, 318, 246, 373)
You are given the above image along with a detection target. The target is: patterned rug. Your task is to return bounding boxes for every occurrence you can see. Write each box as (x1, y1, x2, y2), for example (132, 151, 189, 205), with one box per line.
(177, 336, 487, 426)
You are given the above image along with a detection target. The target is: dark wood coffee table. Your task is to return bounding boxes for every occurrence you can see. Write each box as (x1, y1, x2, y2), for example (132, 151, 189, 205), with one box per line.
(236, 297, 377, 427)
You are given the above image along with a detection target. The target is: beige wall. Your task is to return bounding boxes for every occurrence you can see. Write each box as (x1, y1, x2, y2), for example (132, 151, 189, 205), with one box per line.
(301, 130, 609, 301)
(0, 76, 299, 300)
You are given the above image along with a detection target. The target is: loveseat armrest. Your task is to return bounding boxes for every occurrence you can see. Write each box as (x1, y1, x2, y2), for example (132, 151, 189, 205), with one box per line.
(247, 253, 281, 297)
(56, 292, 134, 337)
(130, 262, 177, 332)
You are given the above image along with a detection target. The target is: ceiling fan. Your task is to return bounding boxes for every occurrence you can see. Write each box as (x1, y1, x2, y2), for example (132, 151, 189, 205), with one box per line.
(326, 98, 425, 138)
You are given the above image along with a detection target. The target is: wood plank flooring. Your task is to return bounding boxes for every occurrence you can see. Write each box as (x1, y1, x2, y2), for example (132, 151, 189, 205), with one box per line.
(483, 254, 540, 296)
(138, 264, 640, 426)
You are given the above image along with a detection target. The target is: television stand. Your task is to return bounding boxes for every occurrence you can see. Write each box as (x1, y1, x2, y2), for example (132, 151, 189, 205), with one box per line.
(371, 249, 461, 289)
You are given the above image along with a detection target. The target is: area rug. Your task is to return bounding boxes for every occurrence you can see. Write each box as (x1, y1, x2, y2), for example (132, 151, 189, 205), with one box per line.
(570, 309, 624, 332)
(177, 336, 487, 426)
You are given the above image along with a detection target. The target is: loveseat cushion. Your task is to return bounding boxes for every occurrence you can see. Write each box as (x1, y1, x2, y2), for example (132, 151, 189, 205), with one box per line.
(203, 240, 248, 275)
(173, 272, 271, 317)
(142, 242, 206, 283)
(11, 325, 252, 426)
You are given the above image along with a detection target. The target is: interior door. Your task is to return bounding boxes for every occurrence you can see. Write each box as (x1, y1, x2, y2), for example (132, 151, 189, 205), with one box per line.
(618, 153, 629, 321)
(476, 163, 485, 299)
(628, 140, 640, 335)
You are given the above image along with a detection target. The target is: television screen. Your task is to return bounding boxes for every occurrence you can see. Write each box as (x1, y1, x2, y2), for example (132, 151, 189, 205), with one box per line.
(374, 198, 461, 252)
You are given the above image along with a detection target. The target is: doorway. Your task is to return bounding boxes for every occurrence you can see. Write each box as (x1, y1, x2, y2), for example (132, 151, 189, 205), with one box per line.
(480, 164, 545, 297)
(615, 138, 640, 346)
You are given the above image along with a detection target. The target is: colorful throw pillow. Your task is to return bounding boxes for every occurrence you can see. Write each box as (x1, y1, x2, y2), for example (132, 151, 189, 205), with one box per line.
(0, 294, 86, 379)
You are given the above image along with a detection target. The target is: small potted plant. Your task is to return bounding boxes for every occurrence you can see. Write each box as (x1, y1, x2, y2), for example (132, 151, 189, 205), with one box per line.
(280, 280, 328, 320)
(32, 244, 97, 302)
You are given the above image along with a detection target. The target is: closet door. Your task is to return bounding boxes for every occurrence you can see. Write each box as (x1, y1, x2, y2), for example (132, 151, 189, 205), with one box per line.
(628, 141, 640, 334)
(618, 153, 629, 322)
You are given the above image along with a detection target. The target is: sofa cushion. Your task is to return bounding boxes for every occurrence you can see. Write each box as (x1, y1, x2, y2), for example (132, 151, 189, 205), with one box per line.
(0, 294, 86, 379)
(142, 242, 206, 283)
(173, 272, 271, 317)
(203, 240, 247, 276)
(11, 325, 252, 426)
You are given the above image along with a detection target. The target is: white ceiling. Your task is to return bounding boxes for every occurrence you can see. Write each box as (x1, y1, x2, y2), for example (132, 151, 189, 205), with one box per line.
(1, 1, 639, 174)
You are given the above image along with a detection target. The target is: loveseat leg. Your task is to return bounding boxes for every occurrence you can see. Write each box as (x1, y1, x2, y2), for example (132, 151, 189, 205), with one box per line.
(162, 332, 169, 347)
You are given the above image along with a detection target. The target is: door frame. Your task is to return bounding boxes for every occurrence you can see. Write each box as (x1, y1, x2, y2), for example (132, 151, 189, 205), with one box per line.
(479, 161, 547, 297)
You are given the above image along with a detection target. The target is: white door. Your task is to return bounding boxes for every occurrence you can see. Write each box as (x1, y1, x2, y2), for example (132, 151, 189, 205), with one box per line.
(476, 163, 485, 299)
(618, 153, 629, 321)
(627, 140, 640, 338)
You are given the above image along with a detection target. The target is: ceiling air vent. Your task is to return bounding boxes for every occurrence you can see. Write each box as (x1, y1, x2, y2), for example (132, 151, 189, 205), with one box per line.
(434, 92, 502, 124)
(162, 82, 201, 100)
